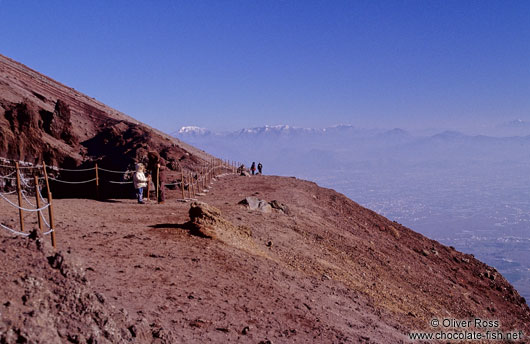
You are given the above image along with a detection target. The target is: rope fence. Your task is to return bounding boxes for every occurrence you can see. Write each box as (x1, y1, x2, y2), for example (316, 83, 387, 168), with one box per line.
(0, 156, 245, 245)
(48, 177, 97, 184)
(0, 191, 50, 212)
(98, 167, 133, 174)
(0, 222, 30, 237)
(0, 162, 57, 248)
(0, 170, 17, 179)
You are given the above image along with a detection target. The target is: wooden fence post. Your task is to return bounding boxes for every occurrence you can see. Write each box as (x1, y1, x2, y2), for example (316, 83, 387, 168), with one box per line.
(42, 162, 51, 202)
(15, 162, 25, 233)
(180, 167, 185, 200)
(34, 176, 43, 232)
(192, 172, 196, 196)
(142, 175, 151, 201)
(156, 164, 160, 204)
(187, 172, 191, 198)
(189, 171, 194, 197)
(95, 163, 100, 200)
(190, 171, 195, 197)
(193, 172, 196, 195)
(198, 169, 202, 192)
(202, 166, 206, 190)
(48, 192, 56, 249)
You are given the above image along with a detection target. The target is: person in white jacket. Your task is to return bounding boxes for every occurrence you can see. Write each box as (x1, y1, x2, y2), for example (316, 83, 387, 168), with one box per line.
(133, 163, 148, 204)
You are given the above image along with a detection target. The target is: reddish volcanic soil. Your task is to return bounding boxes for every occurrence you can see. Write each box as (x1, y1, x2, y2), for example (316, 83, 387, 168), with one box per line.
(0, 53, 210, 172)
(1, 173, 528, 343)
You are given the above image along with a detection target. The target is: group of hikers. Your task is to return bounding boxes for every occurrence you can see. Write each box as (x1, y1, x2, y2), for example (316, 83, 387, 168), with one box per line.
(132, 153, 264, 204)
(250, 162, 263, 175)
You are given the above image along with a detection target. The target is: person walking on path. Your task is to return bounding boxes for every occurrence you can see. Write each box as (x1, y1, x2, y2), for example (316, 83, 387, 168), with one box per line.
(133, 163, 148, 204)
(147, 151, 166, 203)
(257, 162, 263, 175)
(251, 162, 256, 175)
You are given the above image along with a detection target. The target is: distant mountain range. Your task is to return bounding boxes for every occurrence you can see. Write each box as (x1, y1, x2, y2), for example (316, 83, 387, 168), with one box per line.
(174, 124, 530, 176)
(176, 124, 351, 137)
(176, 122, 530, 140)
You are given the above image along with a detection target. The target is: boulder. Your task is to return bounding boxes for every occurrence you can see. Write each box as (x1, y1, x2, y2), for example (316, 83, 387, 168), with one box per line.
(239, 196, 260, 210)
(189, 201, 222, 225)
(188, 201, 252, 239)
(239, 197, 277, 213)
(189, 201, 223, 238)
(269, 200, 290, 214)
(257, 200, 272, 213)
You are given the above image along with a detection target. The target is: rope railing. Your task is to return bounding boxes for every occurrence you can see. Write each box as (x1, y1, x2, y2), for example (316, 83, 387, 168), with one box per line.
(48, 177, 97, 184)
(48, 166, 95, 172)
(98, 167, 133, 174)
(0, 163, 45, 170)
(1, 190, 17, 195)
(0, 192, 50, 212)
(0, 170, 17, 179)
(21, 190, 37, 208)
(37, 184, 48, 204)
(0, 163, 32, 169)
(0, 163, 57, 247)
(0, 222, 30, 237)
(0, 157, 241, 242)
(20, 174, 36, 188)
(39, 211, 51, 228)
(42, 228, 55, 235)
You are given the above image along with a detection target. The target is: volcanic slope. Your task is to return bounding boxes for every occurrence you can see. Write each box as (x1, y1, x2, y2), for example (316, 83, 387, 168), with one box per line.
(1, 174, 528, 343)
(0, 53, 207, 169)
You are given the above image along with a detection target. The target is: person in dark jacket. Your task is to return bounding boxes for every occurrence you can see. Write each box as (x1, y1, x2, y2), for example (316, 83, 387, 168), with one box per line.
(251, 162, 256, 175)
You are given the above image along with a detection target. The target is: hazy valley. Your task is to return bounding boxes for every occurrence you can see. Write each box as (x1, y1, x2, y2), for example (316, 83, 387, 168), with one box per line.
(177, 124, 530, 301)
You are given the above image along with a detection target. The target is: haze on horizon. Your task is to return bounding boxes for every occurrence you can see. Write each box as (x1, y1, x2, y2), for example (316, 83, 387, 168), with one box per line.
(1, 1, 529, 134)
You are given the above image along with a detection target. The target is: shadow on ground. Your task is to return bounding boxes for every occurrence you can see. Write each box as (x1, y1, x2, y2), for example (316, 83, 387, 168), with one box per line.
(148, 222, 209, 238)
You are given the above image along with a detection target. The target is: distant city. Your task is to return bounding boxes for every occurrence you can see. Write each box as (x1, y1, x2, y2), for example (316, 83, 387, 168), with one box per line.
(176, 123, 530, 301)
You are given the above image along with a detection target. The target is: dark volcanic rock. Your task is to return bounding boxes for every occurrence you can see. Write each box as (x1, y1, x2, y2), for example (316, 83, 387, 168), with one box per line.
(0, 53, 208, 172)
(0, 235, 151, 343)
(41, 99, 77, 145)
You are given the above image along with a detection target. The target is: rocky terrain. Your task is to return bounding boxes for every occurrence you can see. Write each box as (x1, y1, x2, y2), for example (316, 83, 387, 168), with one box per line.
(0, 174, 529, 343)
(0, 53, 208, 171)
(0, 54, 528, 343)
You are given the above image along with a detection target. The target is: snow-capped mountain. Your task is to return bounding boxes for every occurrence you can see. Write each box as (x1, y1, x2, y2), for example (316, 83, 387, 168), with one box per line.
(176, 124, 364, 140)
(174, 126, 211, 136)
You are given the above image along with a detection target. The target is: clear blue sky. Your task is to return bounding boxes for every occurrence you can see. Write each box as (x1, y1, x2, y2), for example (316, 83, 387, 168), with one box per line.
(1, 0, 529, 133)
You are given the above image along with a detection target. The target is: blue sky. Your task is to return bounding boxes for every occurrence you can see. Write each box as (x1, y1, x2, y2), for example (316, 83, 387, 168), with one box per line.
(1, 0, 529, 133)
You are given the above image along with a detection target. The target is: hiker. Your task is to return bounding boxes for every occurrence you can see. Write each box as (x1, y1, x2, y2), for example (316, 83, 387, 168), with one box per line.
(133, 163, 148, 204)
(251, 162, 256, 175)
(257, 162, 263, 175)
(147, 151, 166, 203)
